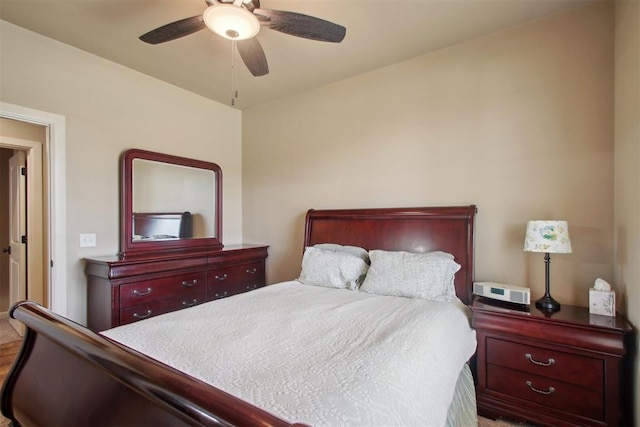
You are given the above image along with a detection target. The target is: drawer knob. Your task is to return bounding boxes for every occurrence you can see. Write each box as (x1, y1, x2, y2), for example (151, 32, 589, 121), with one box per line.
(133, 287, 152, 296)
(525, 353, 555, 367)
(182, 298, 198, 307)
(133, 310, 152, 319)
(215, 273, 228, 281)
(246, 268, 257, 274)
(525, 380, 555, 395)
(246, 284, 258, 290)
(215, 291, 228, 298)
(182, 279, 198, 287)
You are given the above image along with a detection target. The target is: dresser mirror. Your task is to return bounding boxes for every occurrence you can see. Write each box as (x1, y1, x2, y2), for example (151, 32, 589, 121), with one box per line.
(120, 149, 223, 257)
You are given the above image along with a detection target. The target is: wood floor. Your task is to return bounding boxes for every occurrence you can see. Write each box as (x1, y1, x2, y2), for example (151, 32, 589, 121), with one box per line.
(0, 339, 21, 426)
(0, 340, 21, 381)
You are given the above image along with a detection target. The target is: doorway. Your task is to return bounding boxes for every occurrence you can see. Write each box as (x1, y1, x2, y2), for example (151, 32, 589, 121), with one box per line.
(0, 120, 47, 329)
(0, 102, 67, 318)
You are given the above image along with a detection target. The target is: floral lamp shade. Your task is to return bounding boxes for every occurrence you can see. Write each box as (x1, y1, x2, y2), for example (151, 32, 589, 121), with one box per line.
(524, 220, 572, 254)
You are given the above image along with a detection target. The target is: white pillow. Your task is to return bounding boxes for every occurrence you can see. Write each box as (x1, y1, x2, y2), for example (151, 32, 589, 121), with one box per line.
(313, 243, 370, 264)
(298, 247, 369, 290)
(360, 250, 461, 302)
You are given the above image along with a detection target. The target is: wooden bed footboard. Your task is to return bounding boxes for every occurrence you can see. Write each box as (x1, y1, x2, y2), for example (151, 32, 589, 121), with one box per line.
(0, 301, 301, 427)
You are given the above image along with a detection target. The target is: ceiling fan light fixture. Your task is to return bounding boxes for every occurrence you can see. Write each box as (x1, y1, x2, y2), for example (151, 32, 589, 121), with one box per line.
(203, 5, 260, 40)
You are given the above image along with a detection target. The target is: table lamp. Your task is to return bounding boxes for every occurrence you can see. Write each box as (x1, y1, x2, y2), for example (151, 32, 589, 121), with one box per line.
(524, 220, 572, 312)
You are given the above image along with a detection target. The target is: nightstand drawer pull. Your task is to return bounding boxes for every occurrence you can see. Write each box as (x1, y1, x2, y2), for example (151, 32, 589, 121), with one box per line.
(215, 273, 228, 281)
(133, 287, 152, 296)
(215, 292, 228, 298)
(525, 353, 555, 367)
(246, 268, 257, 274)
(133, 310, 152, 319)
(525, 380, 555, 395)
(182, 299, 198, 307)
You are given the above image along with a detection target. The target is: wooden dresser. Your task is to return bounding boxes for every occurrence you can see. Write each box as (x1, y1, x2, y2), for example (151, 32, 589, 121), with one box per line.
(85, 244, 268, 331)
(471, 297, 633, 427)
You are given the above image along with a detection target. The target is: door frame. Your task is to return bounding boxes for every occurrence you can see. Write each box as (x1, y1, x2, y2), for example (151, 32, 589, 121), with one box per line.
(2, 136, 45, 311)
(0, 102, 67, 316)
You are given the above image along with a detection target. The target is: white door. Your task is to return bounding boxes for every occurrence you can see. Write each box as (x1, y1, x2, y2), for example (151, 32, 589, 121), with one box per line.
(9, 151, 26, 335)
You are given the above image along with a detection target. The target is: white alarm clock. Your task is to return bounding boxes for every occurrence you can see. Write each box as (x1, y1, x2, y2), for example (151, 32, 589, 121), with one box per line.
(473, 282, 531, 305)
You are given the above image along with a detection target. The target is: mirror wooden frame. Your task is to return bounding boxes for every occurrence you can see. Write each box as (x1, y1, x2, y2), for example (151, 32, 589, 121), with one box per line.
(120, 149, 223, 257)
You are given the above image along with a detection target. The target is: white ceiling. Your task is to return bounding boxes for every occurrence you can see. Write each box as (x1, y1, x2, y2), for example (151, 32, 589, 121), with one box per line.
(1, 0, 598, 110)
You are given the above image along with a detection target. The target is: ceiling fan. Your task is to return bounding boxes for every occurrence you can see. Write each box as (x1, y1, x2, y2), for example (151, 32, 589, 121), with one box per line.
(139, 0, 346, 77)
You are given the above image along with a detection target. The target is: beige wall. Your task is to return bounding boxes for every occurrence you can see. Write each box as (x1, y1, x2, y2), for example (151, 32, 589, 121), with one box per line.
(243, 2, 615, 309)
(0, 20, 243, 324)
(614, 0, 639, 422)
(0, 117, 47, 141)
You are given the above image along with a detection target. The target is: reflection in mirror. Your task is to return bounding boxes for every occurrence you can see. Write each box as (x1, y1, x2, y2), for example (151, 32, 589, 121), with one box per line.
(132, 212, 193, 241)
(120, 149, 222, 257)
(132, 159, 216, 240)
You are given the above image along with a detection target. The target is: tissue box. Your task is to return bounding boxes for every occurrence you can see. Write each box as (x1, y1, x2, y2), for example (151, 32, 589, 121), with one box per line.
(589, 289, 615, 317)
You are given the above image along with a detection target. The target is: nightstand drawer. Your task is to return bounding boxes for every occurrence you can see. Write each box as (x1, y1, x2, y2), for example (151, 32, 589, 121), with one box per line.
(487, 364, 604, 421)
(487, 337, 603, 389)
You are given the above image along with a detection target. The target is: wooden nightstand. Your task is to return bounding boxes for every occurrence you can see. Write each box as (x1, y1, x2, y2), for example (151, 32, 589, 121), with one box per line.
(471, 297, 634, 427)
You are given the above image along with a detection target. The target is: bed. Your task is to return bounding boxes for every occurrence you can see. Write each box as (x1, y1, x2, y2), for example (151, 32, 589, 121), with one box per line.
(1, 205, 478, 427)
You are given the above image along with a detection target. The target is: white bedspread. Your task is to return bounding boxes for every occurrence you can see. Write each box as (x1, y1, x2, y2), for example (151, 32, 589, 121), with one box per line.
(102, 281, 477, 426)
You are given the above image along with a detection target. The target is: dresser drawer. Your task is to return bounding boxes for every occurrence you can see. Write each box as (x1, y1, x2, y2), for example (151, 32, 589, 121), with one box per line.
(487, 364, 604, 421)
(208, 281, 242, 300)
(119, 289, 206, 325)
(120, 271, 206, 307)
(487, 337, 603, 389)
(208, 262, 265, 299)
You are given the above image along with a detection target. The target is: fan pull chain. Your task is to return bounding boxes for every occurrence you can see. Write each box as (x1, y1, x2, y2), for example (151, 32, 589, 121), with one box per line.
(231, 41, 239, 106)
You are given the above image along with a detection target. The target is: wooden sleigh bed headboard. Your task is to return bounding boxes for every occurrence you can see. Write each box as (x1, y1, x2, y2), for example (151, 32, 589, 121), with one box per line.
(304, 205, 477, 304)
(1, 205, 477, 427)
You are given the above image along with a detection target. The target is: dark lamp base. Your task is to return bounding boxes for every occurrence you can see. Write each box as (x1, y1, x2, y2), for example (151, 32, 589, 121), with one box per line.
(535, 295, 561, 312)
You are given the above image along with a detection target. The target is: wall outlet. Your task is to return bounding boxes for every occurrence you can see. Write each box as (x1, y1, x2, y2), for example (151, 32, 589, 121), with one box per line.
(80, 233, 97, 248)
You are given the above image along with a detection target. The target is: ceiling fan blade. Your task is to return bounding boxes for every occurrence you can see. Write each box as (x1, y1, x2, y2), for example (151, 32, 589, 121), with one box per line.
(237, 38, 269, 77)
(140, 16, 206, 45)
(254, 9, 346, 43)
